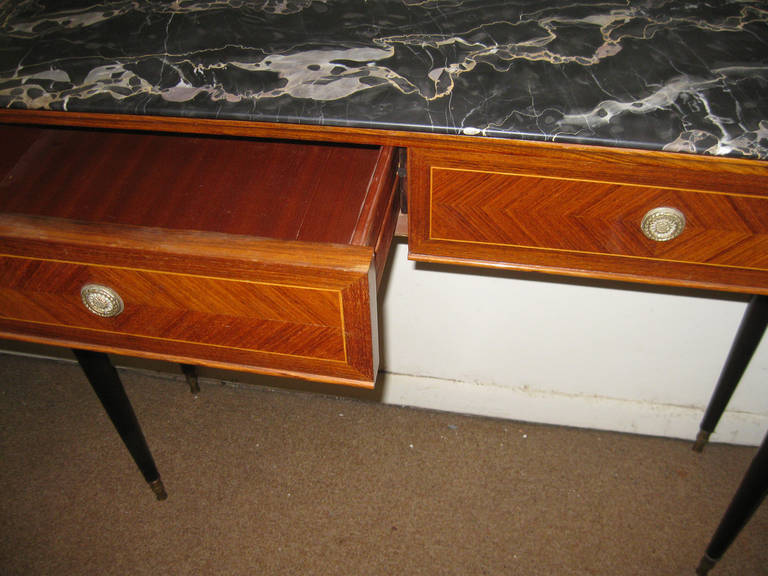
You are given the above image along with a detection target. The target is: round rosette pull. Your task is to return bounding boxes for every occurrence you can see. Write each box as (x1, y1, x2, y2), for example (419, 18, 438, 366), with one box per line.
(641, 207, 686, 242)
(81, 284, 124, 318)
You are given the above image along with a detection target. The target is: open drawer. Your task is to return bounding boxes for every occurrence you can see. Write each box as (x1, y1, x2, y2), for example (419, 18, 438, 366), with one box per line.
(0, 125, 399, 387)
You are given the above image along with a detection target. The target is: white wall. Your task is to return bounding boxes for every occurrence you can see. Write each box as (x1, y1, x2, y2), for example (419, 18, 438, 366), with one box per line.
(377, 241, 768, 446)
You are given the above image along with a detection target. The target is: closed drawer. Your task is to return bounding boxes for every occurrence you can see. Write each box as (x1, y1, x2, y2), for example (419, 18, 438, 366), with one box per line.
(0, 126, 399, 387)
(408, 145, 768, 294)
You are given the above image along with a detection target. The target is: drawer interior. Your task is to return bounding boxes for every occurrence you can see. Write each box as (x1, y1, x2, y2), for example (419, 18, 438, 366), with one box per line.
(0, 125, 396, 254)
(0, 125, 400, 387)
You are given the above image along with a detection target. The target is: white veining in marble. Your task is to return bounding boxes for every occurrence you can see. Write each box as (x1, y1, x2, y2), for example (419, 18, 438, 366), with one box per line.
(0, 1, 765, 158)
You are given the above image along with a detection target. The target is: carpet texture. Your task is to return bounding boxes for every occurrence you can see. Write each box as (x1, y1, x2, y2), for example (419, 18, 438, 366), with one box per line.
(0, 353, 766, 575)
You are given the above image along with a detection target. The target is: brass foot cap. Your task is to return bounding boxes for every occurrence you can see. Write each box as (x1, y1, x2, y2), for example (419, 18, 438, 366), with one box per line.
(696, 554, 717, 575)
(693, 430, 711, 453)
(149, 478, 168, 501)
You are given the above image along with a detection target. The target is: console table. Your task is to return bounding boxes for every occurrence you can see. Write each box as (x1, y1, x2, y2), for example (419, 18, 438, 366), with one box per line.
(0, 2, 766, 573)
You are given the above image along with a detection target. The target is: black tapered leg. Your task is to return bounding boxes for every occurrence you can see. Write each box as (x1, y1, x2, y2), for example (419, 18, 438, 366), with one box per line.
(696, 431, 768, 575)
(73, 349, 167, 500)
(180, 363, 200, 395)
(694, 296, 768, 452)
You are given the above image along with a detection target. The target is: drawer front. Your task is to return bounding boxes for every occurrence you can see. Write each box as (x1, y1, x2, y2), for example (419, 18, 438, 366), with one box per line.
(0, 216, 380, 387)
(0, 257, 346, 360)
(409, 146, 768, 294)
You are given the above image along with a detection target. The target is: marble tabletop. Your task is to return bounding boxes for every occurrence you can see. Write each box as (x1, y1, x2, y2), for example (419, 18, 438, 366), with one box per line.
(0, 1, 766, 159)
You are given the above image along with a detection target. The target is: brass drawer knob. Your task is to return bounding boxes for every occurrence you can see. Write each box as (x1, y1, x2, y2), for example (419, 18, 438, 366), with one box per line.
(81, 284, 124, 317)
(641, 207, 686, 242)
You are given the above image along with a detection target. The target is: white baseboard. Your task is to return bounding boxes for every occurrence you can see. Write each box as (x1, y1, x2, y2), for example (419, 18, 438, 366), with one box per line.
(378, 371, 767, 447)
(2, 344, 764, 447)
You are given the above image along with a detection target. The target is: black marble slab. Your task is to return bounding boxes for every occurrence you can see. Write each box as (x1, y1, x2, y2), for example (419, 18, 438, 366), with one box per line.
(0, 1, 766, 159)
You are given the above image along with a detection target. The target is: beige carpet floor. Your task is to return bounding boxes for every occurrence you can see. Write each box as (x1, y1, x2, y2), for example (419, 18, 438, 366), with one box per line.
(0, 352, 766, 575)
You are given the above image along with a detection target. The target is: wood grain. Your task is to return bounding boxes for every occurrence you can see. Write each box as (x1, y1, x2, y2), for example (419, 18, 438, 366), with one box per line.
(409, 146, 768, 295)
(0, 121, 400, 387)
(0, 215, 380, 386)
(4, 109, 767, 179)
(0, 256, 346, 360)
(372, 174, 401, 288)
(0, 124, 385, 245)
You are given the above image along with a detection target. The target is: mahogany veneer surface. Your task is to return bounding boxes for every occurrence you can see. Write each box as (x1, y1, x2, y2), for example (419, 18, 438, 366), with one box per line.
(408, 145, 768, 295)
(0, 125, 399, 387)
(0, 125, 388, 244)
